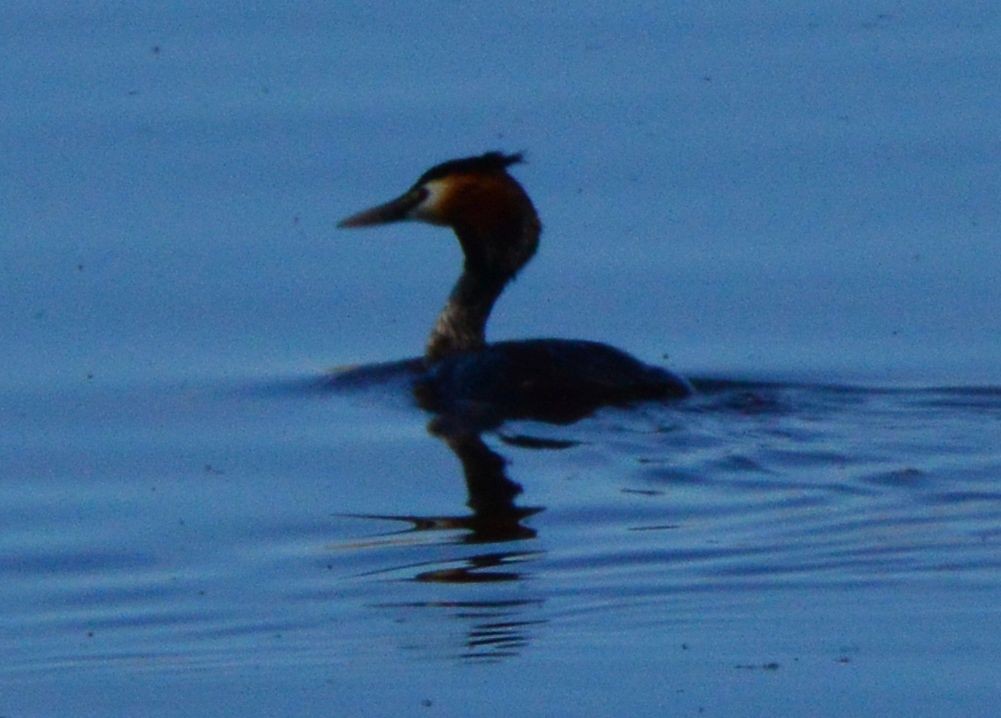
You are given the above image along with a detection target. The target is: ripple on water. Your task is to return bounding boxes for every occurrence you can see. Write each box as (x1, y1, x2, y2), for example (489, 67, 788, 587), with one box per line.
(3, 379, 1001, 675)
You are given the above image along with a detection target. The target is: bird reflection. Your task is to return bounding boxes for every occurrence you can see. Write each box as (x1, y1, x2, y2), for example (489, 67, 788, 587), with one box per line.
(342, 420, 551, 662)
(373, 598, 546, 663)
(348, 420, 543, 565)
(431, 423, 541, 542)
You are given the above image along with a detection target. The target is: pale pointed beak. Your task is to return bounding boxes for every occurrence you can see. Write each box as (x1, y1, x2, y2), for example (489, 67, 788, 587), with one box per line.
(337, 188, 425, 228)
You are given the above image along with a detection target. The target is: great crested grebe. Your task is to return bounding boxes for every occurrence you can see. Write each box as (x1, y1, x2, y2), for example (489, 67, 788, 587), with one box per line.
(336, 152, 690, 425)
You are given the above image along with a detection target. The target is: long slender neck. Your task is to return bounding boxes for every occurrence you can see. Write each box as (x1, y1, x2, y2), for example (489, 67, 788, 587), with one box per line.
(425, 268, 508, 362)
(423, 181, 541, 363)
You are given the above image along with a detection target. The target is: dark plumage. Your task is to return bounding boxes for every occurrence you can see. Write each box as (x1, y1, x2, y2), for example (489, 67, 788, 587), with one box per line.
(416, 152, 524, 186)
(417, 339, 689, 425)
(336, 152, 690, 427)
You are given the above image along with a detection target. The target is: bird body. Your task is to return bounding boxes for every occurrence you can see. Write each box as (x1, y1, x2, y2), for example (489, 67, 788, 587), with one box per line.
(336, 152, 690, 425)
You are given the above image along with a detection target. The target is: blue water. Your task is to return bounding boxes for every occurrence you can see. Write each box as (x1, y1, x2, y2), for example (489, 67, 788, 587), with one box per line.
(4, 3, 1001, 716)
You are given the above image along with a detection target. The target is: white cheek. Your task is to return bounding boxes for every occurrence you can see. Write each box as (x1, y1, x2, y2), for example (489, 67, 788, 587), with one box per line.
(411, 179, 449, 221)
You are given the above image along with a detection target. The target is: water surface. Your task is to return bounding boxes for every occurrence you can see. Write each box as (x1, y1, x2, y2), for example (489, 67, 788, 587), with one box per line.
(3, 377, 1000, 716)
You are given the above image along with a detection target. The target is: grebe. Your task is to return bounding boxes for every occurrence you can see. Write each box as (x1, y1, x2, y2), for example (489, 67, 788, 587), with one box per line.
(336, 152, 690, 425)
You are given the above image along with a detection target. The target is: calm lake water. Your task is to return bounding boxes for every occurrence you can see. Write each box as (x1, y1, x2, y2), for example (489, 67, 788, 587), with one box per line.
(4, 3, 1001, 716)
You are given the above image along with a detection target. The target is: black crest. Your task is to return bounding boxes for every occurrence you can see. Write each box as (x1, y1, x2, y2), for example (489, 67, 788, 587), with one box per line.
(416, 151, 524, 185)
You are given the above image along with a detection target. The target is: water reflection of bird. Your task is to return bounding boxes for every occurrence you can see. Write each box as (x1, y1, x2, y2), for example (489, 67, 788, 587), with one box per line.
(337, 152, 690, 427)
